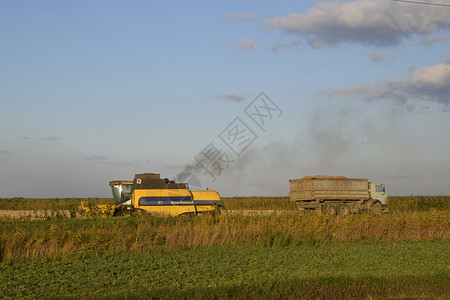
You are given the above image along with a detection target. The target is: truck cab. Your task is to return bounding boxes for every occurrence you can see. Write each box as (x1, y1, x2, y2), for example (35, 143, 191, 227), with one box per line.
(369, 182, 388, 206)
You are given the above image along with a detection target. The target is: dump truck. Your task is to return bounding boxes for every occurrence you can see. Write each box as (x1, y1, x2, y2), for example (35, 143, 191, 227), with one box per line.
(289, 175, 388, 215)
(109, 173, 224, 216)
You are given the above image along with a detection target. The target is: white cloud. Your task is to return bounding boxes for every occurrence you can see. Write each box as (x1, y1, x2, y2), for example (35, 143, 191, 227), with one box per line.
(98, 160, 134, 166)
(235, 38, 256, 52)
(323, 62, 450, 110)
(82, 155, 109, 161)
(217, 93, 247, 102)
(420, 34, 448, 45)
(227, 11, 259, 20)
(42, 136, 60, 142)
(268, 43, 302, 54)
(310, 64, 324, 73)
(267, 0, 450, 47)
(410, 64, 450, 91)
(371, 53, 387, 62)
(21, 136, 60, 142)
(405, 102, 417, 112)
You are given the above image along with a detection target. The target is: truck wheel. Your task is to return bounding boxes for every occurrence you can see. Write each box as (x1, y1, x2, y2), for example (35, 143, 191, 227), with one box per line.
(297, 209, 306, 215)
(324, 204, 337, 216)
(370, 202, 383, 215)
(338, 204, 351, 216)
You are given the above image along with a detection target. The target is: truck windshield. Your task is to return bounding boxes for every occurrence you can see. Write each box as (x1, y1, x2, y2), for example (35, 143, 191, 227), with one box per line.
(375, 185, 385, 193)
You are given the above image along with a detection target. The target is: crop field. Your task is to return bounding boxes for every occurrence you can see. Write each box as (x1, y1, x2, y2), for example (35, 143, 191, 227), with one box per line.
(1, 195, 448, 212)
(0, 196, 449, 299)
(2, 242, 448, 299)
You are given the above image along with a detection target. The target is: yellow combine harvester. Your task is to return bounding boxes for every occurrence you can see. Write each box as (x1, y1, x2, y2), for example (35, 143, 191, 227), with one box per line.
(109, 173, 224, 216)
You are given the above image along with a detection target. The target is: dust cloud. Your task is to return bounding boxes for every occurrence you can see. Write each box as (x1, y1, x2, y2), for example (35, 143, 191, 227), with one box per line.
(175, 107, 364, 196)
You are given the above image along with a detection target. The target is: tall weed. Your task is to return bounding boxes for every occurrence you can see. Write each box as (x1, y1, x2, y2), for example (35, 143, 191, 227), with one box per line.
(0, 211, 448, 260)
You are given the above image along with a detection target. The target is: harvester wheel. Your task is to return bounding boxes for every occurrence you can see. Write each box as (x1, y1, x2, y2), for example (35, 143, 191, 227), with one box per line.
(113, 205, 129, 216)
(131, 209, 146, 216)
(113, 208, 123, 217)
(338, 204, 351, 216)
(370, 202, 383, 215)
(324, 204, 337, 216)
(213, 206, 225, 216)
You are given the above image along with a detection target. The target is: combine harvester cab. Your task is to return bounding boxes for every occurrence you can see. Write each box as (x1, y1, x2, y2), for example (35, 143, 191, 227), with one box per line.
(109, 173, 224, 216)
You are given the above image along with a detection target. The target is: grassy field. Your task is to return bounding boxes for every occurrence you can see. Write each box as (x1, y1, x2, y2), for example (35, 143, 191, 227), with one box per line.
(1, 242, 449, 299)
(0, 197, 113, 211)
(0, 196, 448, 299)
(1, 195, 448, 213)
(0, 211, 448, 260)
(223, 195, 450, 212)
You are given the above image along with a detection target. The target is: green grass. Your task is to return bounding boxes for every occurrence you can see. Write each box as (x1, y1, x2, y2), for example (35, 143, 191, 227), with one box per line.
(1, 241, 448, 299)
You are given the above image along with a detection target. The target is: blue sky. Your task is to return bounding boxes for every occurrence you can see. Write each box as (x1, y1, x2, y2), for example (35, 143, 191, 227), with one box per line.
(1, 0, 449, 197)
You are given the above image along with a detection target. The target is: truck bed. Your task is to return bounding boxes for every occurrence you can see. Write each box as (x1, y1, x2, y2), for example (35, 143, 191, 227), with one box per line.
(289, 176, 369, 202)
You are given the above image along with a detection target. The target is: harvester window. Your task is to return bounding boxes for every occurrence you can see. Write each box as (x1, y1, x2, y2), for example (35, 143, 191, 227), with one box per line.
(110, 183, 133, 205)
